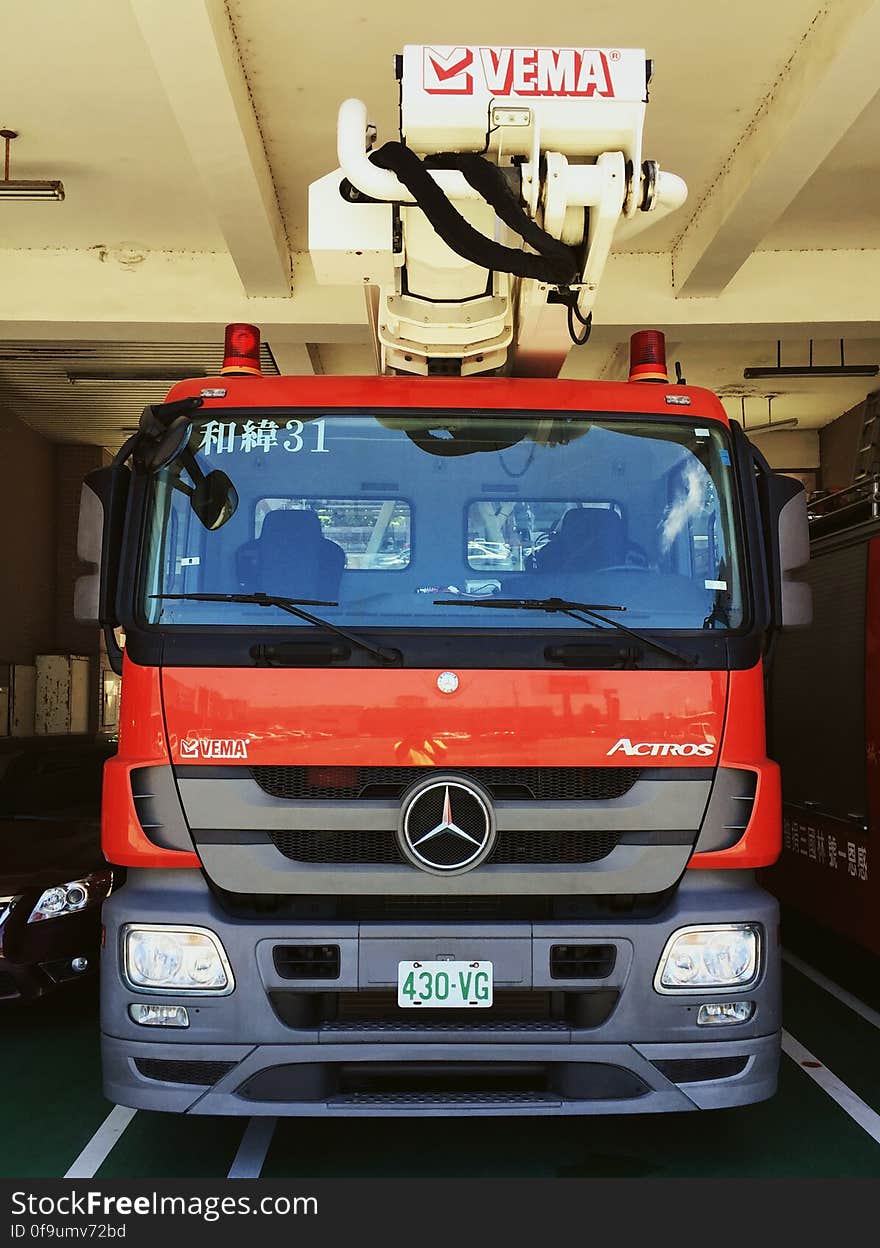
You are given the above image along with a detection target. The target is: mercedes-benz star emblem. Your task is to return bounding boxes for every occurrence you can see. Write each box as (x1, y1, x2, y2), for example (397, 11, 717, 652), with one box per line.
(398, 775, 496, 874)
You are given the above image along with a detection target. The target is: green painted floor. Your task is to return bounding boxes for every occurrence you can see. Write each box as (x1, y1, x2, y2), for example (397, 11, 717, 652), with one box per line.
(2, 984, 108, 1179)
(2, 920, 879, 1180)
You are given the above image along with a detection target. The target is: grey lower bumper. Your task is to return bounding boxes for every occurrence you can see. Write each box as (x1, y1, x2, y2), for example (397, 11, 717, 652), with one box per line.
(101, 868, 780, 1116)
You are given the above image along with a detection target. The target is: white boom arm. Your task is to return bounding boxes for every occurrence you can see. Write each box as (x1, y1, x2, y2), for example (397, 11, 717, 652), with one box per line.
(309, 45, 687, 377)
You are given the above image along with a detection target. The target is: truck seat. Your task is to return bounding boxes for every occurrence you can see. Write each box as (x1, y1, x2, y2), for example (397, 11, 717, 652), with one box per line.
(536, 507, 636, 573)
(236, 508, 345, 601)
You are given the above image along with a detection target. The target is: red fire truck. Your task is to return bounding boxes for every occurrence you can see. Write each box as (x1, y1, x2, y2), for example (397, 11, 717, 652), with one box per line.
(78, 45, 810, 1115)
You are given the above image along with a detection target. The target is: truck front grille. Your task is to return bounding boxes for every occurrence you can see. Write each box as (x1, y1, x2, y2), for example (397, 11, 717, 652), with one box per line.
(234, 1061, 649, 1103)
(336, 988, 553, 1023)
(211, 890, 672, 922)
(251, 764, 641, 802)
(266, 826, 621, 865)
(268, 987, 620, 1031)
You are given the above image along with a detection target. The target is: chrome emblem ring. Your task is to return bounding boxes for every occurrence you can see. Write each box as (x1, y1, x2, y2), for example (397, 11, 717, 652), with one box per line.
(398, 775, 496, 875)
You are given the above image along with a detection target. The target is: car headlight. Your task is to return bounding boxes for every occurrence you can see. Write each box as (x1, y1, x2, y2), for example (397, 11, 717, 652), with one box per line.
(123, 925, 233, 993)
(655, 924, 760, 992)
(28, 871, 113, 923)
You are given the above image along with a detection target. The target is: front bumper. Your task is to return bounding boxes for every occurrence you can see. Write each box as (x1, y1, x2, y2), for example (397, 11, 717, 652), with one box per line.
(101, 868, 780, 1115)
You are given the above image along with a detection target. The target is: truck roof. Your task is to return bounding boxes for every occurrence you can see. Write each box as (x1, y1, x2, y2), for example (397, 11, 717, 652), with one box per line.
(162, 373, 730, 424)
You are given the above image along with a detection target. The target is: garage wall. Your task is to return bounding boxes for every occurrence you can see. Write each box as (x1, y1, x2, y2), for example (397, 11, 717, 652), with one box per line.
(751, 430, 819, 473)
(0, 407, 56, 664)
(820, 400, 864, 490)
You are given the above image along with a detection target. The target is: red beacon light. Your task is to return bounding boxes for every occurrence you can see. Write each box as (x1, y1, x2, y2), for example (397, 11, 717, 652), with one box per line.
(221, 323, 263, 376)
(629, 330, 669, 383)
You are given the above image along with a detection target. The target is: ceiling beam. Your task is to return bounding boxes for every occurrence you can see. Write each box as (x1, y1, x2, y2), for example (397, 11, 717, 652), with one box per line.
(267, 343, 322, 374)
(598, 248, 880, 334)
(0, 248, 366, 339)
(131, 0, 290, 297)
(4, 246, 880, 341)
(673, 0, 880, 296)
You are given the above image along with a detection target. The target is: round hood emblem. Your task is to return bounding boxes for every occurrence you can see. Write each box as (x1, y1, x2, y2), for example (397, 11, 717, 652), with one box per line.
(437, 671, 459, 694)
(398, 775, 495, 875)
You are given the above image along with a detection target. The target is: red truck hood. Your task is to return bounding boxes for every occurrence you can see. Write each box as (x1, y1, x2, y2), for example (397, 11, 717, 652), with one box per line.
(160, 667, 728, 767)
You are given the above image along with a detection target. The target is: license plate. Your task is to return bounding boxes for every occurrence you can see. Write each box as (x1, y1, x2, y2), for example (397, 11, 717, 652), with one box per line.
(397, 960, 493, 1008)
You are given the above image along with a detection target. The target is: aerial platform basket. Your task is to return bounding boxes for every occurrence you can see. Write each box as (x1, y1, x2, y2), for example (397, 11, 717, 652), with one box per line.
(310, 44, 687, 378)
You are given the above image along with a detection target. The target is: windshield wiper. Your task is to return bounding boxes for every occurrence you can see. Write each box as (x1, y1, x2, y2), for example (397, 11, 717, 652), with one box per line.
(433, 596, 696, 667)
(149, 592, 401, 665)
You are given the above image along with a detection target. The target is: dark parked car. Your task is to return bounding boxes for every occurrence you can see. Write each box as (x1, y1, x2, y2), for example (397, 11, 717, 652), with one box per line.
(0, 741, 116, 1000)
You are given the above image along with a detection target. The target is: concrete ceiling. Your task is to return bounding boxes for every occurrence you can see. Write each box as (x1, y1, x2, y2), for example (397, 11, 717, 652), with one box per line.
(2, 0, 880, 452)
(0, 340, 279, 445)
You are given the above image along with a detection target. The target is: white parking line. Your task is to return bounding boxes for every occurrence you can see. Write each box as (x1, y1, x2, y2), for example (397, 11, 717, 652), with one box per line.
(228, 1117, 278, 1178)
(64, 1106, 138, 1179)
(782, 950, 880, 1031)
(782, 1031, 880, 1145)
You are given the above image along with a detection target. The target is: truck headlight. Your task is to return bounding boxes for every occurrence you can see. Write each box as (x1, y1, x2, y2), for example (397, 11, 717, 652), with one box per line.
(655, 924, 760, 992)
(123, 925, 233, 993)
(28, 871, 113, 923)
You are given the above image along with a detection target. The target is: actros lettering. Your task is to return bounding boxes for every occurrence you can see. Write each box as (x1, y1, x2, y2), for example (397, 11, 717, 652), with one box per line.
(606, 738, 716, 757)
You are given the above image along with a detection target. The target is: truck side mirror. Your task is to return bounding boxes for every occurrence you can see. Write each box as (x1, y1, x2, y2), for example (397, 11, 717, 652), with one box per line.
(74, 480, 104, 623)
(191, 468, 238, 531)
(776, 480, 812, 628)
(74, 465, 130, 672)
(758, 469, 812, 629)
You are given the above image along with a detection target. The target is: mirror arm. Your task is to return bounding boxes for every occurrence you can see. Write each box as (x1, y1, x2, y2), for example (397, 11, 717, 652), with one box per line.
(130, 397, 205, 473)
(136, 395, 205, 442)
(178, 446, 206, 487)
(113, 430, 140, 468)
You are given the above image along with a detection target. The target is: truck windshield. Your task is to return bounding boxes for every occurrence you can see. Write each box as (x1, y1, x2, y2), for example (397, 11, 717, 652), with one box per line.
(140, 410, 745, 632)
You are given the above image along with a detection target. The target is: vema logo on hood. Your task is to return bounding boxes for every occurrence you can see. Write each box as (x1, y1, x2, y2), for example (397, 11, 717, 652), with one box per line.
(179, 737, 249, 760)
(607, 738, 715, 758)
